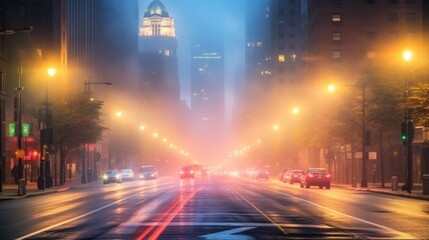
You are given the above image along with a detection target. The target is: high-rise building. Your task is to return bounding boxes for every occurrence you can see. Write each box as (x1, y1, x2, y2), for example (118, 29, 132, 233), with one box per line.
(238, 0, 272, 143)
(138, 0, 179, 103)
(191, 44, 225, 163)
(306, 0, 424, 85)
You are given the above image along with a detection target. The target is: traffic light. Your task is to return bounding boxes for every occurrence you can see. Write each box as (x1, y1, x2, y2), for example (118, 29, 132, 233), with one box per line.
(401, 122, 407, 145)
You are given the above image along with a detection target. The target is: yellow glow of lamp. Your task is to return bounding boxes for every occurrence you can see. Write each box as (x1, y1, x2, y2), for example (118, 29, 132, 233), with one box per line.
(328, 84, 335, 92)
(47, 67, 56, 77)
(403, 50, 413, 62)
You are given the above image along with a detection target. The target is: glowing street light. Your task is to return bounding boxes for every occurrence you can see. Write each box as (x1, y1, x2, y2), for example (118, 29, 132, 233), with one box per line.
(402, 50, 414, 193)
(292, 107, 299, 115)
(272, 125, 280, 131)
(402, 50, 413, 62)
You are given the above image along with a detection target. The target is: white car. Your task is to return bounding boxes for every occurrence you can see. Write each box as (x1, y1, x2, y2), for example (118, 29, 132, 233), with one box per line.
(120, 169, 135, 181)
(103, 169, 122, 184)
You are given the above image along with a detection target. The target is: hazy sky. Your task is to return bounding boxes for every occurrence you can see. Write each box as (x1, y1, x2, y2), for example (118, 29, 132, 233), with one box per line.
(139, 0, 246, 116)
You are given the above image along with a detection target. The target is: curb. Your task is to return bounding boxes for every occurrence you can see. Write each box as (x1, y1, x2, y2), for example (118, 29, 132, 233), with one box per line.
(333, 184, 429, 201)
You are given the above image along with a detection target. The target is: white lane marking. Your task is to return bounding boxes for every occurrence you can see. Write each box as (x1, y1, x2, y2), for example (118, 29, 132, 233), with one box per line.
(257, 186, 417, 239)
(200, 227, 256, 240)
(15, 184, 168, 240)
(120, 222, 332, 228)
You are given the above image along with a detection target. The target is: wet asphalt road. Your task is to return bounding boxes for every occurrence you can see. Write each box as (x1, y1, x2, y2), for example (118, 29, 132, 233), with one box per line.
(0, 175, 428, 239)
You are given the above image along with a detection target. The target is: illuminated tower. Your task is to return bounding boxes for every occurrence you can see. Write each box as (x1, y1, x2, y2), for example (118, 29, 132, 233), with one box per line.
(138, 0, 179, 103)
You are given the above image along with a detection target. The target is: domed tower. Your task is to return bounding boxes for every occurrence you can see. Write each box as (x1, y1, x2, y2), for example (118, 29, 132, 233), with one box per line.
(138, 0, 179, 104)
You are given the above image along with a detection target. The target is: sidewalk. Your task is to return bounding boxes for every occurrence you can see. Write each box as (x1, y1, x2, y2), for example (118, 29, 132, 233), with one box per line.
(0, 176, 101, 200)
(333, 182, 429, 201)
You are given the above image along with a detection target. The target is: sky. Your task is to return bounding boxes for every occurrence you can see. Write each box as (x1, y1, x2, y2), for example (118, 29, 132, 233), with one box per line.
(138, 0, 246, 118)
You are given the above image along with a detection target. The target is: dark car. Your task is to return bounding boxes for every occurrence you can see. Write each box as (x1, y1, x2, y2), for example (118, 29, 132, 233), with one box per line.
(180, 165, 195, 179)
(255, 168, 269, 180)
(283, 170, 305, 184)
(300, 168, 331, 189)
(102, 169, 122, 184)
(139, 165, 158, 180)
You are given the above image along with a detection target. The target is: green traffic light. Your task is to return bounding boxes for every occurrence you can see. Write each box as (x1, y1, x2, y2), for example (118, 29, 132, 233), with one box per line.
(402, 135, 407, 141)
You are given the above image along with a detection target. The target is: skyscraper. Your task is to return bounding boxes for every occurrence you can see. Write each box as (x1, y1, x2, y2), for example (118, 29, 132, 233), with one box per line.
(191, 44, 225, 162)
(138, 0, 179, 104)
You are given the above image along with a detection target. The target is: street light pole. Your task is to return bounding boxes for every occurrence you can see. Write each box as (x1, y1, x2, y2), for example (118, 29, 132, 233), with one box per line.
(328, 83, 367, 187)
(403, 50, 413, 193)
(361, 83, 368, 188)
(83, 80, 112, 183)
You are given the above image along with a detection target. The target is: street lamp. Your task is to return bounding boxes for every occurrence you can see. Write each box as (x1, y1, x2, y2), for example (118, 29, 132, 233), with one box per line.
(82, 80, 112, 183)
(402, 50, 413, 193)
(328, 83, 367, 187)
(38, 67, 55, 189)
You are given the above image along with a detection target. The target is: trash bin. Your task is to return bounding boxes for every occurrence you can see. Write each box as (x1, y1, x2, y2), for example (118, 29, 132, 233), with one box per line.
(18, 179, 26, 196)
(391, 176, 398, 191)
(423, 174, 429, 195)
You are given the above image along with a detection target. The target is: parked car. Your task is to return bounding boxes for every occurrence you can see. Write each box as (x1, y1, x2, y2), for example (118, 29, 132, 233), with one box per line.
(180, 165, 195, 179)
(120, 169, 135, 181)
(255, 168, 269, 180)
(103, 169, 122, 184)
(300, 168, 331, 189)
(278, 168, 290, 181)
(139, 165, 158, 180)
(283, 170, 305, 184)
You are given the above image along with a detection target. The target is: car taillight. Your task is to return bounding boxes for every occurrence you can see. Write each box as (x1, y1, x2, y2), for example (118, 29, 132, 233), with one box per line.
(190, 170, 194, 174)
(180, 171, 184, 174)
(326, 174, 331, 178)
(308, 174, 314, 178)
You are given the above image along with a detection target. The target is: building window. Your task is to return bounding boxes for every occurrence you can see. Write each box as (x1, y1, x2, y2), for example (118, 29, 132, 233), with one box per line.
(332, 32, 341, 41)
(406, 13, 416, 22)
(332, 0, 341, 5)
(389, 31, 398, 39)
(367, 51, 376, 59)
(290, 0, 295, 4)
(278, 43, 285, 50)
(406, 32, 416, 39)
(367, 32, 377, 40)
(389, 13, 399, 22)
(279, 31, 285, 39)
(332, 50, 342, 60)
(367, 0, 376, 4)
(278, 54, 285, 62)
(289, 33, 295, 39)
(278, 8, 285, 16)
(332, 13, 341, 22)
(389, 0, 398, 4)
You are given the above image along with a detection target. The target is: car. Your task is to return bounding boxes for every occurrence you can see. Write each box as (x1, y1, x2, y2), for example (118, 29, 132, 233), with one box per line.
(102, 169, 122, 184)
(283, 170, 305, 184)
(255, 168, 269, 180)
(180, 165, 195, 179)
(120, 169, 135, 181)
(278, 168, 290, 181)
(300, 168, 331, 189)
(139, 165, 158, 180)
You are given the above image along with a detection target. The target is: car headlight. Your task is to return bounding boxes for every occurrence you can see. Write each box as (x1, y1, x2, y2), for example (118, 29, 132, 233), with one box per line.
(102, 174, 107, 180)
(115, 174, 121, 179)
